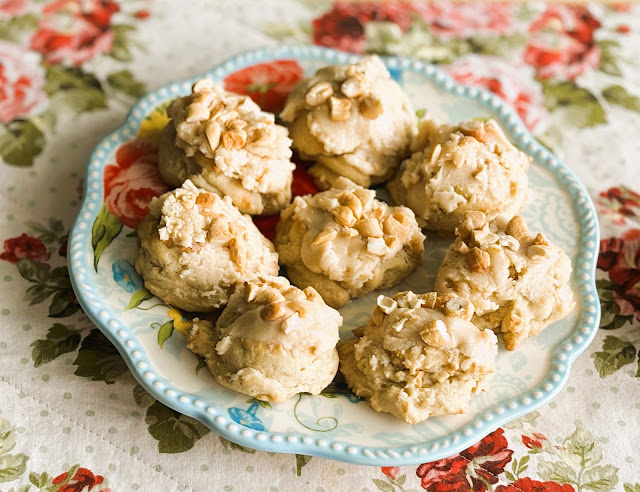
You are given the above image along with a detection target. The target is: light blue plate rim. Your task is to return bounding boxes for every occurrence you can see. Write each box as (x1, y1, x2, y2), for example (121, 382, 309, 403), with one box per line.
(68, 45, 601, 466)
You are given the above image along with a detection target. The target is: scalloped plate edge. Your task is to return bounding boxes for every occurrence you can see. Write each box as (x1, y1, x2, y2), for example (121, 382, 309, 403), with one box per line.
(68, 45, 601, 466)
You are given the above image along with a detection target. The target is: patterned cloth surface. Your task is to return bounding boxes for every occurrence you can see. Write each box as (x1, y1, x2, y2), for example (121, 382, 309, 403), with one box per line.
(1, 1, 639, 491)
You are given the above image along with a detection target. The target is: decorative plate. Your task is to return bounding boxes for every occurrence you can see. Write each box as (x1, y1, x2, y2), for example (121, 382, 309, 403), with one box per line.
(68, 45, 600, 466)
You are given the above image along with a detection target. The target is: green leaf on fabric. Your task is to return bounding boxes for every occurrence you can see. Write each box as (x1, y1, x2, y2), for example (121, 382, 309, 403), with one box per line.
(395, 475, 406, 486)
(29, 472, 50, 488)
(541, 81, 606, 128)
(26, 219, 66, 245)
(591, 336, 637, 378)
(0, 120, 45, 167)
(602, 85, 640, 113)
(24, 284, 54, 306)
(156, 321, 174, 349)
(107, 70, 146, 98)
(564, 427, 602, 468)
(0, 418, 17, 455)
(48, 289, 80, 318)
(0, 453, 28, 483)
(372, 478, 395, 492)
(145, 401, 210, 453)
(598, 40, 622, 77)
(45, 66, 107, 113)
(582, 465, 619, 492)
(295, 454, 312, 477)
(132, 384, 155, 408)
(219, 436, 256, 454)
(597, 279, 634, 329)
(623, 483, 640, 492)
(505, 471, 516, 482)
(125, 288, 153, 310)
(91, 204, 122, 271)
(537, 459, 578, 484)
(0, 14, 38, 42)
(73, 329, 127, 384)
(31, 323, 81, 368)
(110, 24, 136, 61)
(17, 258, 50, 284)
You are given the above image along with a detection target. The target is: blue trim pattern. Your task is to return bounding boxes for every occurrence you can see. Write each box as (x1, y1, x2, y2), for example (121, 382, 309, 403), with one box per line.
(68, 45, 600, 466)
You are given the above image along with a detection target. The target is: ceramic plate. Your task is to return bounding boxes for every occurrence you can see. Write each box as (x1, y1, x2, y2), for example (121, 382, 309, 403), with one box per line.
(68, 45, 600, 466)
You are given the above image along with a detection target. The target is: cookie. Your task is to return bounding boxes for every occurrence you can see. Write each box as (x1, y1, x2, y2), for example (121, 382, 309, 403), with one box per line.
(275, 177, 425, 308)
(388, 119, 530, 233)
(158, 79, 295, 215)
(135, 180, 279, 312)
(280, 55, 416, 189)
(338, 291, 497, 424)
(434, 212, 575, 350)
(186, 276, 342, 403)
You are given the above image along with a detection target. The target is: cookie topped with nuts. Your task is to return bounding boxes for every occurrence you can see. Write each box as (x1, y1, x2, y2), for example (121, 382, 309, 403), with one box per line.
(186, 276, 342, 403)
(158, 79, 295, 215)
(280, 55, 416, 189)
(134, 180, 279, 312)
(387, 119, 530, 233)
(275, 177, 425, 308)
(338, 291, 497, 424)
(434, 211, 575, 350)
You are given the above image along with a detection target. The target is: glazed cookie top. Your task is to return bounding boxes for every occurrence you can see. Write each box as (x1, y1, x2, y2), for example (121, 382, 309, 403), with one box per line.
(167, 79, 294, 193)
(280, 177, 425, 288)
(355, 291, 497, 382)
(438, 211, 574, 320)
(215, 276, 342, 354)
(150, 180, 278, 270)
(397, 119, 530, 226)
(280, 56, 416, 174)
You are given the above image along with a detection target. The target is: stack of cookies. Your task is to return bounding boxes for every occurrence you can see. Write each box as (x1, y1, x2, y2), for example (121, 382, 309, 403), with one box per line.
(134, 55, 575, 423)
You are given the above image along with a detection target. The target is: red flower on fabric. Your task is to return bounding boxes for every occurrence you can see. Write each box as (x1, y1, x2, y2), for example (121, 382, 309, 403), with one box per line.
(416, 428, 513, 491)
(598, 229, 640, 321)
(446, 55, 548, 133)
(496, 477, 575, 492)
(413, 2, 514, 39)
(0, 41, 48, 123)
(103, 138, 168, 229)
(223, 60, 304, 113)
(521, 432, 546, 449)
(0, 233, 51, 264)
(30, 0, 120, 66)
(0, 0, 25, 17)
(311, 1, 413, 53)
(523, 5, 601, 81)
(52, 467, 108, 492)
(381, 466, 400, 480)
(597, 186, 640, 226)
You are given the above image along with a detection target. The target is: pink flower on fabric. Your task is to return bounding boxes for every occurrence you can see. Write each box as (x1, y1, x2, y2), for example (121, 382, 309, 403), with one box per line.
(30, 0, 120, 66)
(413, 2, 515, 39)
(524, 5, 601, 81)
(0, 41, 48, 123)
(0, 0, 26, 18)
(446, 55, 549, 134)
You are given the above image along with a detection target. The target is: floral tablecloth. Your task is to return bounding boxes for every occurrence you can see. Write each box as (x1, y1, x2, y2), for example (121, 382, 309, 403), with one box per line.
(1, 1, 639, 491)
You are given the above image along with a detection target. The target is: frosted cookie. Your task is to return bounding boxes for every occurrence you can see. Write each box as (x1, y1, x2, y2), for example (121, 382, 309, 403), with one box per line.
(280, 55, 416, 189)
(338, 291, 497, 424)
(186, 276, 342, 403)
(158, 79, 295, 215)
(434, 212, 575, 350)
(275, 177, 425, 308)
(135, 180, 279, 312)
(387, 119, 530, 233)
